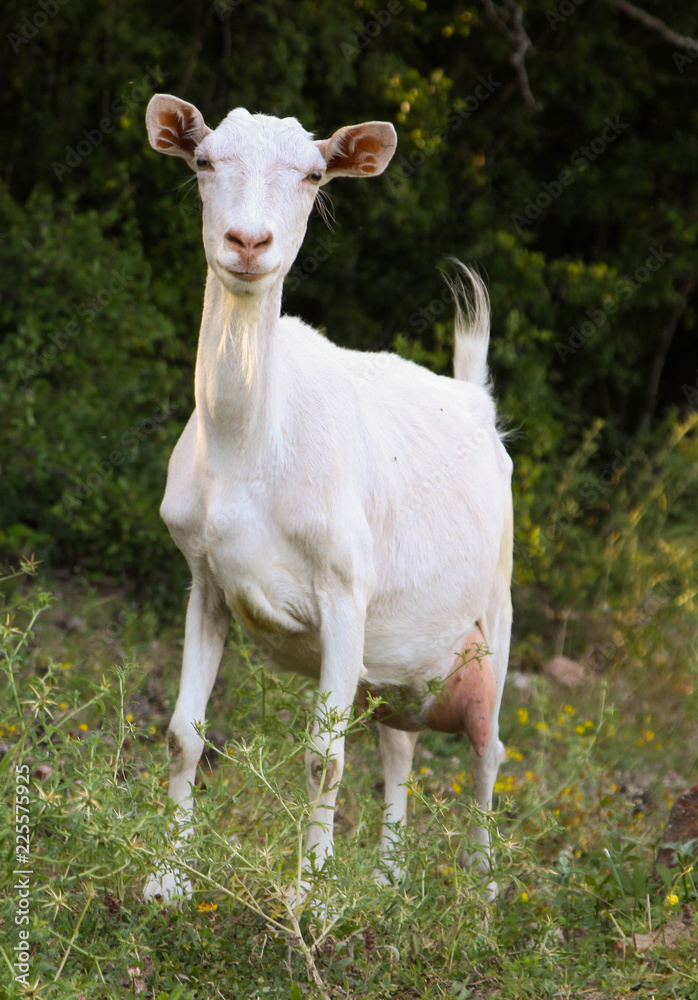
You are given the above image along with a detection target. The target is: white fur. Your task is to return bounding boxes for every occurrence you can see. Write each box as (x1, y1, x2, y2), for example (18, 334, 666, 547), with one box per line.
(142, 95, 513, 903)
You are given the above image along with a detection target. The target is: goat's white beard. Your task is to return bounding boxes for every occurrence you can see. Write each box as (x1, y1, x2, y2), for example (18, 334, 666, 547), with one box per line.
(219, 289, 260, 388)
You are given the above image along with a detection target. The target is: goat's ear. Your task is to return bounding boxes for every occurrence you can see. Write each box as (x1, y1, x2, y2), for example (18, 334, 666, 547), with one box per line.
(146, 94, 210, 168)
(316, 122, 397, 182)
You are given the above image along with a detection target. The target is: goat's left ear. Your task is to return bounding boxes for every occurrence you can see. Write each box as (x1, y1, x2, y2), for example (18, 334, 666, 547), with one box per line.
(316, 122, 397, 183)
(146, 94, 211, 168)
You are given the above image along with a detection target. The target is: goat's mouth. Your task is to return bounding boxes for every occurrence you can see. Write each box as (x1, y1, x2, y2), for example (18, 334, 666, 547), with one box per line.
(218, 262, 278, 283)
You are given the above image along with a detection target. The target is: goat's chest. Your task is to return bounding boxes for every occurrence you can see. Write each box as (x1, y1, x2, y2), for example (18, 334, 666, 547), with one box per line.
(203, 487, 319, 635)
(161, 423, 329, 661)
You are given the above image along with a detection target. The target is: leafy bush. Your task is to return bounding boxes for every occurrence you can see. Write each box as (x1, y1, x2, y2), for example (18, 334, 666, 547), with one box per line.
(0, 185, 188, 585)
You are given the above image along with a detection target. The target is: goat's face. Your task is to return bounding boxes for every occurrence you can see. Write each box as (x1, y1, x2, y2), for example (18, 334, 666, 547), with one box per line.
(146, 95, 397, 297)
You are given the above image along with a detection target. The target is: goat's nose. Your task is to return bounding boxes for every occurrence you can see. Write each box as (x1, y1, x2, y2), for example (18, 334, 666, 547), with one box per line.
(224, 229, 273, 254)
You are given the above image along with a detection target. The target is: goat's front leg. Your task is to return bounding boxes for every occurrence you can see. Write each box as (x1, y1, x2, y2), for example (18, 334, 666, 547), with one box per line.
(144, 579, 230, 902)
(303, 592, 366, 873)
(376, 724, 418, 883)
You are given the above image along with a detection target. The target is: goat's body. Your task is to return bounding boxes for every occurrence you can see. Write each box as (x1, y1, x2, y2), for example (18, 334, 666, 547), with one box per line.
(143, 94, 513, 904)
(163, 306, 511, 701)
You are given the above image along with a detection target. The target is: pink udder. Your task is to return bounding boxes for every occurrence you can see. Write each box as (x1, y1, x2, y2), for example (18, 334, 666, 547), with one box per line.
(425, 626, 496, 756)
(354, 626, 497, 756)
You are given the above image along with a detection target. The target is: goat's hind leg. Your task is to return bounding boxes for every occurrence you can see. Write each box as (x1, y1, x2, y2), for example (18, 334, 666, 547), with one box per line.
(376, 724, 418, 884)
(461, 594, 512, 901)
(144, 577, 230, 902)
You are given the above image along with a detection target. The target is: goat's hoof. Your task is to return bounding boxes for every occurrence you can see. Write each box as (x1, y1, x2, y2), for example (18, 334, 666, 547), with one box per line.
(143, 869, 192, 903)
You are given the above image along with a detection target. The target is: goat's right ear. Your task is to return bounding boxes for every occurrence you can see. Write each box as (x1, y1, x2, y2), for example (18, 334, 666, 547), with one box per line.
(146, 94, 210, 168)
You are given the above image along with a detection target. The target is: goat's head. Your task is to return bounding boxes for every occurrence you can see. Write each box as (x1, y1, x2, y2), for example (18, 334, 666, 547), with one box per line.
(146, 95, 397, 296)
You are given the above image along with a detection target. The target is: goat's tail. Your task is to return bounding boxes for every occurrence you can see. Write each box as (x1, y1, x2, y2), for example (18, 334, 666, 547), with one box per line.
(446, 261, 491, 390)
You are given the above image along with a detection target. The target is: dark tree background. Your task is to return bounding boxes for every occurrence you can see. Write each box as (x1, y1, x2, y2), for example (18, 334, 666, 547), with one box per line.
(0, 0, 696, 630)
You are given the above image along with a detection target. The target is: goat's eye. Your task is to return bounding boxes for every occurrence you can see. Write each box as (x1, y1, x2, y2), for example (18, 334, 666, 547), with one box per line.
(306, 171, 323, 183)
(196, 157, 210, 169)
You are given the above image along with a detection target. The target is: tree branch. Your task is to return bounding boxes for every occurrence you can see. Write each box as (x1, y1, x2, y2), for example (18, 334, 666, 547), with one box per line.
(481, 0, 542, 112)
(601, 0, 698, 54)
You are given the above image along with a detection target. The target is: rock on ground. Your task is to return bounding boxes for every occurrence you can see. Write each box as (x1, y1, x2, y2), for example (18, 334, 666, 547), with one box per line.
(656, 782, 698, 870)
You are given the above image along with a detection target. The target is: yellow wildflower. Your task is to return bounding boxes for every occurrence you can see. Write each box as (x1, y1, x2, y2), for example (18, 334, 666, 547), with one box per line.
(517, 708, 529, 725)
(79, 723, 88, 731)
(665, 893, 679, 906)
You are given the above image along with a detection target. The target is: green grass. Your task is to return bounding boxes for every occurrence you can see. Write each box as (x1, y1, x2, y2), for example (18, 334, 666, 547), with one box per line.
(1, 565, 697, 999)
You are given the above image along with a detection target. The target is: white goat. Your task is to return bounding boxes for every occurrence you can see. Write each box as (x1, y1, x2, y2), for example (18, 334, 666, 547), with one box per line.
(143, 94, 513, 903)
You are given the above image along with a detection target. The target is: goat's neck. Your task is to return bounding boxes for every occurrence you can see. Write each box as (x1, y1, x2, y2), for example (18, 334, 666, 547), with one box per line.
(194, 268, 285, 453)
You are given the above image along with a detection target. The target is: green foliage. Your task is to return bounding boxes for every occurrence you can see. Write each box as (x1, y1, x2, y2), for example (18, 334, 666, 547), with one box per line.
(0, 0, 697, 598)
(1, 570, 697, 998)
(0, 183, 187, 582)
